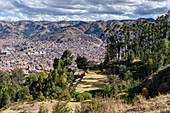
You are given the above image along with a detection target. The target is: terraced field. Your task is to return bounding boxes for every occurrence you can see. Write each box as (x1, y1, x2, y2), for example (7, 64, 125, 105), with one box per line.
(74, 71, 109, 93)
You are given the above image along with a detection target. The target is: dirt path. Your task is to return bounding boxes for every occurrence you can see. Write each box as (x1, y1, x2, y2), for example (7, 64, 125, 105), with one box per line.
(75, 71, 108, 93)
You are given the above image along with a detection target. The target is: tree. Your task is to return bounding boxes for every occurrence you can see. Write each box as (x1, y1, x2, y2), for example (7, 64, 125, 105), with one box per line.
(53, 58, 59, 69)
(8, 87, 17, 102)
(18, 86, 30, 102)
(75, 56, 87, 69)
(146, 59, 154, 75)
(61, 49, 72, 60)
(128, 51, 135, 63)
(60, 49, 74, 68)
(2, 91, 11, 106)
(11, 67, 24, 85)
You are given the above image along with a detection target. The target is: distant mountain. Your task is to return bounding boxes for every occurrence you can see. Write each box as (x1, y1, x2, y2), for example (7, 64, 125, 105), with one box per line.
(137, 18, 156, 22)
(0, 18, 155, 43)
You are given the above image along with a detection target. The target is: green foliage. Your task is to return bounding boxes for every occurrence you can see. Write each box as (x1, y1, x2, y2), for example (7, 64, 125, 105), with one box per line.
(103, 84, 113, 96)
(76, 92, 92, 102)
(63, 93, 71, 101)
(119, 65, 128, 79)
(119, 65, 127, 74)
(54, 49, 73, 69)
(51, 93, 58, 99)
(102, 69, 106, 72)
(103, 76, 141, 99)
(0, 91, 11, 107)
(132, 94, 144, 103)
(101, 11, 170, 64)
(128, 51, 135, 63)
(8, 87, 17, 102)
(18, 86, 30, 102)
(11, 67, 24, 85)
(61, 49, 72, 60)
(61, 49, 74, 68)
(75, 56, 88, 69)
(38, 92, 45, 101)
(81, 92, 92, 100)
(76, 95, 84, 102)
(146, 59, 154, 75)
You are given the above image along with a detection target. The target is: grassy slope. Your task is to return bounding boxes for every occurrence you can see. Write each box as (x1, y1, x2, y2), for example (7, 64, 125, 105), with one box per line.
(74, 71, 109, 93)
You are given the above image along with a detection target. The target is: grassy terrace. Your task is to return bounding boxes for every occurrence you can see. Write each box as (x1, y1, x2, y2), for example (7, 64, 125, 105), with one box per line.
(74, 71, 109, 93)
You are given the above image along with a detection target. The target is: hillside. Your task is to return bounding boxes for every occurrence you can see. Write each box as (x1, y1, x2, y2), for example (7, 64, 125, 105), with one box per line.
(139, 65, 170, 96)
(0, 18, 155, 42)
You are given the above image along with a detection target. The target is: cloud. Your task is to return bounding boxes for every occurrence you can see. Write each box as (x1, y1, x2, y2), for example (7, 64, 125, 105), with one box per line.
(0, 0, 169, 21)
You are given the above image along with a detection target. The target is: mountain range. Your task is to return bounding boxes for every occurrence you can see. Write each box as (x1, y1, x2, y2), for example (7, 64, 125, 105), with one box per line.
(0, 18, 155, 43)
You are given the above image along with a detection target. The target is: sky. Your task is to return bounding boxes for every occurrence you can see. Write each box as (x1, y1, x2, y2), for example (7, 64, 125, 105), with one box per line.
(0, 0, 169, 21)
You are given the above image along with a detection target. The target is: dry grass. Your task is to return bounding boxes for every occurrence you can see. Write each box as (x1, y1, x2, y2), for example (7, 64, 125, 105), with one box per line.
(75, 94, 170, 113)
(1, 100, 81, 113)
(1, 100, 54, 113)
(1, 94, 169, 113)
(75, 71, 109, 93)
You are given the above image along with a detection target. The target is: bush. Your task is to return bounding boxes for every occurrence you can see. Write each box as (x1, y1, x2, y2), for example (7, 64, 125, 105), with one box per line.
(119, 65, 127, 73)
(52, 93, 58, 99)
(76, 95, 84, 102)
(96, 70, 101, 73)
(132, 94, 144, 103)
(38, 92, 45, 101)
(102, 69, 106, 72)
(81, 92, 92, 100)
(103, 85, 113, 96)
(128, 51, 135, 63)
(63, 93, 71, 101)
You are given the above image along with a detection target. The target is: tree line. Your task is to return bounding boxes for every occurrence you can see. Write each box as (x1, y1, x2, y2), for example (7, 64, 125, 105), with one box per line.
(101, 10, 170, 75)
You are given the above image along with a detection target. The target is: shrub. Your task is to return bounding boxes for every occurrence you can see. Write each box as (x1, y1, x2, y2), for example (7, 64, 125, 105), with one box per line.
(26, 95, 33, 101)
(96, 70, 101, 73)
(103, 85, 113, 96)
(132, 94, 144, 103)
(76, 95, 84, 102)
(81, 92, 92, 100)
(63, 93, 71, 101)
(128, 51, 135, 63)
(52, 93, 58, 99)
(38, 92, 45, 101)
(102, 69, 106, 72)
(142, 88, 149, 96)
(119, 65, 127, 74)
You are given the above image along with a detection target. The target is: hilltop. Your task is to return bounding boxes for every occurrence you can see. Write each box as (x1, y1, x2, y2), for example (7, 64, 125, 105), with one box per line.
(0, 18, 155, 43)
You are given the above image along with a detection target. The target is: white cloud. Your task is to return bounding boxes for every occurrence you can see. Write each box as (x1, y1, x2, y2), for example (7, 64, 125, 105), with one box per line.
(0, 0, 169, 21)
